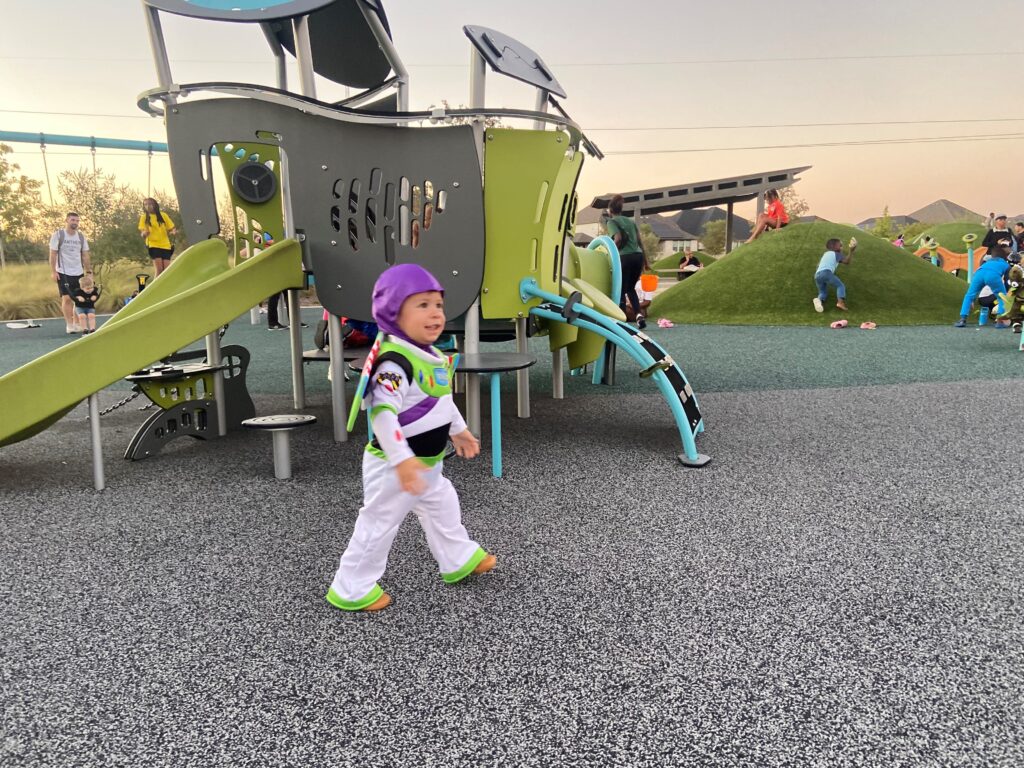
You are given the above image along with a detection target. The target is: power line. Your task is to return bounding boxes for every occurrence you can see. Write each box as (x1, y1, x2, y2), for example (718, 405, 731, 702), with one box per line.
(3, 51, 1023, 67)
(7, 107, 1024, 133)
(0, 108, 151, 120)
(588, 117, 1024, 131)
(604, 132, 1024, 155)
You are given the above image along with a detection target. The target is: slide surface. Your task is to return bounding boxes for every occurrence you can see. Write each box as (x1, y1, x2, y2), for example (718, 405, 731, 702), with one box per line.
(524, 280, 709, 466)
(0, 238, 303, 447)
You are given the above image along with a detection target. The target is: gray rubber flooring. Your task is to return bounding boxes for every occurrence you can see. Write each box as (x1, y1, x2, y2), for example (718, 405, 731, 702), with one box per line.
(2, 318, 1023, 766)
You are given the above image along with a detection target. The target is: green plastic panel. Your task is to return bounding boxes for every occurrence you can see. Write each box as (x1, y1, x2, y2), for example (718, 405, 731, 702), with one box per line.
(480, 129, 584, 319)
(562, 243, 626, 369)
(0, 238, 303, 447)
(215, 141, 286, 268)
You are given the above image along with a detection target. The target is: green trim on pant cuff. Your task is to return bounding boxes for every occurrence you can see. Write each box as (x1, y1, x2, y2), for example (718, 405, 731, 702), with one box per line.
(441, 547, 488, 584)
(326, 584, 384, 611)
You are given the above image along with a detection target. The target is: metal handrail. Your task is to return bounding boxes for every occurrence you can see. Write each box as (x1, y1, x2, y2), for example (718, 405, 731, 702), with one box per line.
(137, 81, 590, 151)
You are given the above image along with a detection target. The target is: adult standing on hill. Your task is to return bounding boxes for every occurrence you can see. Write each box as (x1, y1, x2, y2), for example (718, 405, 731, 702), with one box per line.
(982, 214, 1015, 258)
(745, 189, 789, 243)
(49, 212, 92, 335)
(138, 197, 177, 276)
(605, 194, 649, 328)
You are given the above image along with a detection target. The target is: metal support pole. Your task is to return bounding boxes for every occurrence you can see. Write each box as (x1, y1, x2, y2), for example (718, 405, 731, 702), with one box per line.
(205, 332, 228, 436)
(271, 431, 292, 480)
(260, 23, 289, 91)
(144, 6, 175, 100)
(463, 47, 488, 434)
(725, 202, 734, 255)
(358, 2, 410, 110)
(287, 290, 305, 409)
(532, 89, 549, 129)
(293, 16, 317, 99)
(551, 347, 564, 399)
(88, 393, 105, 491)
(516, 317, 530, 417)
(328, 314, 347, 442)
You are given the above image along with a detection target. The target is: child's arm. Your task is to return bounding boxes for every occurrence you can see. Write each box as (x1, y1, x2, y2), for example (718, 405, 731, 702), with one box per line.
(367, 362, 426, 494)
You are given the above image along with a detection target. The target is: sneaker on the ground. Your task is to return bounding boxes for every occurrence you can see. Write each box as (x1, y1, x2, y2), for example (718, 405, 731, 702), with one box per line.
(954, 318, 966, 327)
(836, 300, 848, 311)
(1013, 323, 1022, 334)
(995, 319, 1011, 328)
(812, 298, 824, 313)
(636, 314, 646, 329)
(268, 323, 287, 330)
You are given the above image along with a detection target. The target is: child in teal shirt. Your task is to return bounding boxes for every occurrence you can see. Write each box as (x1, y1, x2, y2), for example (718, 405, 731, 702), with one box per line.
(813, 237, 856, 313)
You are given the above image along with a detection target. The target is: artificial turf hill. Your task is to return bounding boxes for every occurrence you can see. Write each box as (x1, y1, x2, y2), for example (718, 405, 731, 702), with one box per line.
(649, 222, 968, 326)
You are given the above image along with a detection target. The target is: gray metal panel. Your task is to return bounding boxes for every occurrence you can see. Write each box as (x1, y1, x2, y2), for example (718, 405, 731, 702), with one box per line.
(164, 98, 485, 323)
(590, 166, 812, 216)
(463, 25, 567, 98)
(268, 0, 394, 88)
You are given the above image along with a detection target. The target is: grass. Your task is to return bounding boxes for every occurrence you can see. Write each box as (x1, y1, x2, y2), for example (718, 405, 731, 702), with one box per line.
(916, 222, 987, 250)
(0, 260, 153, 321)
(0, 258, 322, 321)
(649, 222, 969, 326)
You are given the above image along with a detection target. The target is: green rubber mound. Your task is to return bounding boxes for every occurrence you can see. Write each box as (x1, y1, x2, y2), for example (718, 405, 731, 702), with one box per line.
(649, 222, 969, 326)
(917, 222, 987, 250)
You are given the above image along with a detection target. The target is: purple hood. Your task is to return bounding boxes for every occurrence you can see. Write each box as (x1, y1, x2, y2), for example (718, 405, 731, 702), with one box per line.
(371, 264, 445, 349)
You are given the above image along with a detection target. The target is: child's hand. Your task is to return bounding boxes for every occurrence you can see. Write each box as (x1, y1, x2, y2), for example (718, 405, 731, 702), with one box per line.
(451, 429, 480, 459)
(396, 457, 428, 495)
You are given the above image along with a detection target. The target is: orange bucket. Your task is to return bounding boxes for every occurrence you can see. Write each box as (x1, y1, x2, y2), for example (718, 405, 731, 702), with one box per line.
(640, 274, 659, 292)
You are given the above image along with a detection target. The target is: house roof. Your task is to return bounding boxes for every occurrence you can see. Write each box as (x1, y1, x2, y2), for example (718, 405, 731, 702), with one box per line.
(856, 215, 919, 229)
(575, 206, 606, 226)
(674, 207, 752, 240)
(908, 199, 983, 224)
(637, 215, 700, 241)
(799, 215, 830, 223)
(572, 232, 594, 246)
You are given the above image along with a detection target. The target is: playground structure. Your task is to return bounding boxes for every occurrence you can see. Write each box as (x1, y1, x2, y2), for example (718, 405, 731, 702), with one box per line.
(915, 233, 986, 278)
(0, 0, 710, 487)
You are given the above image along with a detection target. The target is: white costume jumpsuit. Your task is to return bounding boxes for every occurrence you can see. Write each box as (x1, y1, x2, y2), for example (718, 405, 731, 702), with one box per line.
(327, 336, 487, 610)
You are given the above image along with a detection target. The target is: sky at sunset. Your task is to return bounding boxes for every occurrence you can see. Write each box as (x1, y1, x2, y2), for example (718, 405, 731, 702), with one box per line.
(1, 0, 1021, 224)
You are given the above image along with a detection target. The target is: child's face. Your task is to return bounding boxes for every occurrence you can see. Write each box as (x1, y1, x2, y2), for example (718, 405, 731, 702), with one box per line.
(397, 290, 445, 345)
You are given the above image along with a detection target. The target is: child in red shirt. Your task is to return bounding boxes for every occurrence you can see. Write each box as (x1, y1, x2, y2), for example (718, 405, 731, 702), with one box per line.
(746, 189, 789, 243)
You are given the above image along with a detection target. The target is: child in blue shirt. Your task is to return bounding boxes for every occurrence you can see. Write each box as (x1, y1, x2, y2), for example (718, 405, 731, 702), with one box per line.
(955, 238, 1012, 327)
(813, 237, 856, 313)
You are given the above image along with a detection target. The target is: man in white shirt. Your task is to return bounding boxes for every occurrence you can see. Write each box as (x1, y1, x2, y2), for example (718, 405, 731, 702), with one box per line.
(49, 212, 93, 334)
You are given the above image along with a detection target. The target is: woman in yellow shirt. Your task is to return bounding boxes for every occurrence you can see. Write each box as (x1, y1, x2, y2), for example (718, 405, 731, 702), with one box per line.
(138, 197, 177, 276)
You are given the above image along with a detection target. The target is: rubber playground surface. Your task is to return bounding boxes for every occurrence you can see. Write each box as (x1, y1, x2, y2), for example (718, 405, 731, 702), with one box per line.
(2, 310, 1022, 766)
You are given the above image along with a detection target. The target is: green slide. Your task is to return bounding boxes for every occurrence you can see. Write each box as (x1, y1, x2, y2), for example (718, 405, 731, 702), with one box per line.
(0, 238, 304, 448)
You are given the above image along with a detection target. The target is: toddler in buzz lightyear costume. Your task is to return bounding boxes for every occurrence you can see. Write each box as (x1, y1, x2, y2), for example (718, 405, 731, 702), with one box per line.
(326, 263, 495, 612)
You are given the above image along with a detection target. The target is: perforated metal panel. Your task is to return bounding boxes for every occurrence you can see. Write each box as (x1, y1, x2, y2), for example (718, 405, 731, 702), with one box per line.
(164, 98, 485, 321)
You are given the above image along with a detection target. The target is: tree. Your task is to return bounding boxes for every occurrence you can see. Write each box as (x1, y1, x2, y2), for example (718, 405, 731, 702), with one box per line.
(35, 168, 180, 264)
(0, 143, 44, 268)
(870, 206, 896, 240)
(638, 222, 659, 262)
(702, 220, 726, 256)
(779, 187, 809, 220)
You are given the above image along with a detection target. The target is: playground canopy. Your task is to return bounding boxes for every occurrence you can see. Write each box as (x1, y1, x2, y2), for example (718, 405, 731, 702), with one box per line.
(591, 166, 811, 252)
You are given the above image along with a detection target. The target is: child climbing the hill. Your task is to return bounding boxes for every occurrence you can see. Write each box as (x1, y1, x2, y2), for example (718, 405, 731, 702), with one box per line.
(812, 237, 856, 313)
(72, 272, 101, 334)
(326, 264, 494, 613)
(955, 238, 1012, 327)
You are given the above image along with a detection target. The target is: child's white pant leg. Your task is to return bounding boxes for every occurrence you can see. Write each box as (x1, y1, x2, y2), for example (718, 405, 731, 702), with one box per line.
(412, 465, 482, 577)
(330, 453, 414, 602)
